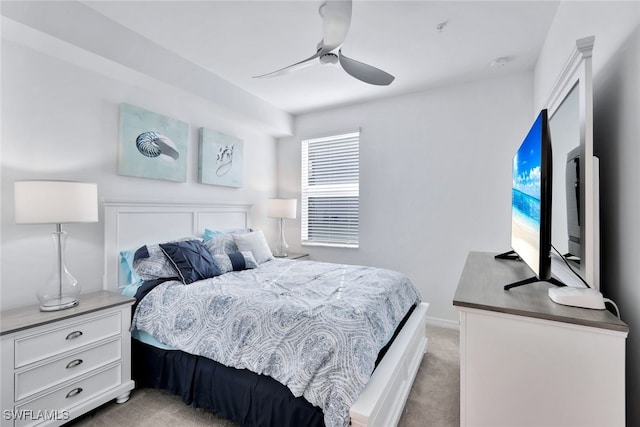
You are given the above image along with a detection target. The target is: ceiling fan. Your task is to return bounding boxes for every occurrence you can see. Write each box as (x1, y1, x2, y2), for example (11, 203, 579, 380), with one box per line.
(253, 0, 395, 86)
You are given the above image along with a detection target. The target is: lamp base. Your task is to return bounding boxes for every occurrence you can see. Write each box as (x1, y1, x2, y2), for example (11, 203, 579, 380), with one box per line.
(40, 296, 79, 312)
(273, 217, 289, 258)
(37, 227, 81, 313)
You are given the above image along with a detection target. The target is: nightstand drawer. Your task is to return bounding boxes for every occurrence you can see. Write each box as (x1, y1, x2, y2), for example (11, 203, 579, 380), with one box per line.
(15, 312, 121, 368)
(15, 338, 121, 401)
(14, 364, 121, 427)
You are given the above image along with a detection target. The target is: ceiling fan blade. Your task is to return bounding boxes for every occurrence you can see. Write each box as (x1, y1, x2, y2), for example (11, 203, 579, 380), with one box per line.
(253, 51, 321, 78)
(338, 50, 395, 86)
(322, 0, 352, 50)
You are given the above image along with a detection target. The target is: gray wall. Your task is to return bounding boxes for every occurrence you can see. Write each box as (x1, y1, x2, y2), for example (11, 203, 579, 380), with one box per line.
(277, 72, 534, 323)
(595, 32, 640, 425)
(534, 2, 640, 424)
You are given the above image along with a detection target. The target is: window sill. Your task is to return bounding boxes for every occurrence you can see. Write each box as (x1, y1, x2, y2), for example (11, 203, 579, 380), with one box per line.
(301, 241, 359, 249)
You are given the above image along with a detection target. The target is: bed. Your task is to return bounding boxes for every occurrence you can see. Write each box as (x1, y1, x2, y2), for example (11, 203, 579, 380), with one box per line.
(103, 200, 429, 427)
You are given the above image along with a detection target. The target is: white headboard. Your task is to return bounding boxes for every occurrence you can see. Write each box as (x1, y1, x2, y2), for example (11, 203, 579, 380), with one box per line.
(103, 199, 252, 292)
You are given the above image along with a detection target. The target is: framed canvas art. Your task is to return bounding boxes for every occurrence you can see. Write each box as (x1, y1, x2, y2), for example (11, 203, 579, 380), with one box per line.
(199, 128, 244, 188)
(118, 103, 189, 182)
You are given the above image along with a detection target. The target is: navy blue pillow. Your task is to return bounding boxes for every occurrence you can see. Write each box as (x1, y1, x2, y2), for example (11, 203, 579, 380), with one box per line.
(228, 252, 247, 271)
(133, 245, 149, 261)
(159, 240, 221, 284)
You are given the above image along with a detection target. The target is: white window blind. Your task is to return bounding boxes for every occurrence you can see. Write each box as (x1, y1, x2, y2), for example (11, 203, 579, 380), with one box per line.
(301, 132, 359, 248)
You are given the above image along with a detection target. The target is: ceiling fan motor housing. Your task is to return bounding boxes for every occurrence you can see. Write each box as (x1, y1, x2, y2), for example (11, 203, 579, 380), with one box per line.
(320, 53, 339, 64)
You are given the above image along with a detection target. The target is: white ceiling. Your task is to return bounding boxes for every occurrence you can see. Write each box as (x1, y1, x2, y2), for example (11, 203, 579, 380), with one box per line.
(82, 0, 560, 115)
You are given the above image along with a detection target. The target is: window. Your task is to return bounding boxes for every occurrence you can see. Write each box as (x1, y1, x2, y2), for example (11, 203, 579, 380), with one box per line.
(301, 131, 359, 248)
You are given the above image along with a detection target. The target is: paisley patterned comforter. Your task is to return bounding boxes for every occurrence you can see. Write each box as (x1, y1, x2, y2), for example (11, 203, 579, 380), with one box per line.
(131, 259, 421, 427)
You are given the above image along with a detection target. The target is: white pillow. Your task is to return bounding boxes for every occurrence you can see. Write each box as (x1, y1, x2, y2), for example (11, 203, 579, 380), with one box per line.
(232, 230, 274, 264)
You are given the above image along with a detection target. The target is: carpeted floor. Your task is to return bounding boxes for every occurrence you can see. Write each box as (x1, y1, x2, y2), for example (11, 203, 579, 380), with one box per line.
(399, 325, 460, 426)
(69, 325, 460, 427)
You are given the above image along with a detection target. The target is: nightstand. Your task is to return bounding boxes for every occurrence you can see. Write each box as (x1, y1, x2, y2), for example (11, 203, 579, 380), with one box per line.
(285, 252, 309, 260)
(1, 291, 135, 427)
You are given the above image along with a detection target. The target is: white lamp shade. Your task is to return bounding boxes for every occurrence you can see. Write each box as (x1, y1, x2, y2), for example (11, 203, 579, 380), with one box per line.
(15, 180, 99, 224)
(267, 198, 297, 219)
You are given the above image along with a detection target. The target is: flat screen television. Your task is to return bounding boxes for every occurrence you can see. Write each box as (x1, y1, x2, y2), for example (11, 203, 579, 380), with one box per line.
(496, 109, 564, 290)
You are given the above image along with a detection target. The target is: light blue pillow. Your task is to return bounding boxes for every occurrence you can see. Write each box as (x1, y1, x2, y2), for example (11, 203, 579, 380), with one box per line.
(203, 228, 223, 240)
(120, 249, 142, 286)
(121, 281, 142, 298)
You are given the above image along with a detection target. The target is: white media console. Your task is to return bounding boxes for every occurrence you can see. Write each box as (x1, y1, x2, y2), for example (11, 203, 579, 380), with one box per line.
(454, 252, 628, 427)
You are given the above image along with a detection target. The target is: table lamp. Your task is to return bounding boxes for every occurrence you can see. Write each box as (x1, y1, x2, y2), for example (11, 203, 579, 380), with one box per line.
(14, 180, 99, 311)
(267, 198, 297, 257)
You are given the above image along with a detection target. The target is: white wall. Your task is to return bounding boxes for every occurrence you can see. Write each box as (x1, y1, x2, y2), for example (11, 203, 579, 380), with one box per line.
(277, 72, 534, 322)
(1, 39, 279, 310)
(534, 2, 640, 425)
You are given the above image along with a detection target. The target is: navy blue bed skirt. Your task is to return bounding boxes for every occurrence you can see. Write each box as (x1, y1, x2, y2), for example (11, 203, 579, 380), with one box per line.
(132, 339, 326, 427)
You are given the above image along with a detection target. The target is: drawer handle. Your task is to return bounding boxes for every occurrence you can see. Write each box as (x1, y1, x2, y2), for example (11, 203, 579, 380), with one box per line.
(65, 387, 83, 399)
(65, 331, 83, 340)
(66, 359, 83, 369)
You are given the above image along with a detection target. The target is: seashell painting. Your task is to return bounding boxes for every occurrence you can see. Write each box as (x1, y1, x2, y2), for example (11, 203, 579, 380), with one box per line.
(199, 128, 244, 188)
(118, 103, 188, 182)
(135, 131, 180, 160)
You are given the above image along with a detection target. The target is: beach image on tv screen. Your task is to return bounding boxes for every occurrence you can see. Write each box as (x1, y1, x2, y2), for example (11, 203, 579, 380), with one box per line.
(511, 115, 542, 274)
